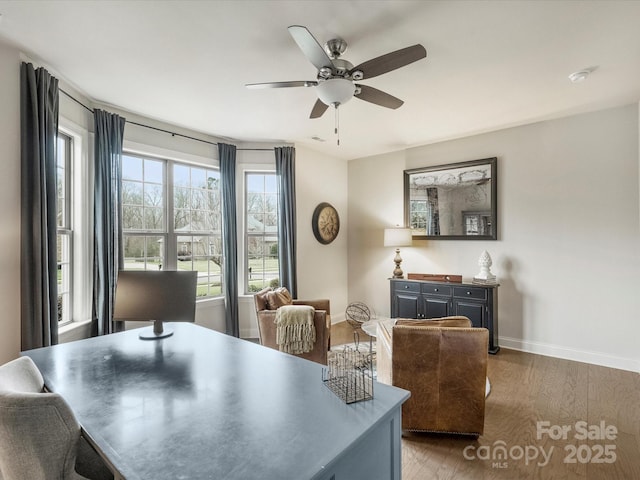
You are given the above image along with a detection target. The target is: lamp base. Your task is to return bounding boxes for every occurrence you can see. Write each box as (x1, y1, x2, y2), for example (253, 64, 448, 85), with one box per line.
(392, 248, 404, 278)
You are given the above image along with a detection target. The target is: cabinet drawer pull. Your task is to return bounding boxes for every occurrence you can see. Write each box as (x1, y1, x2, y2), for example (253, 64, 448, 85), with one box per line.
(434, 288, 439, 292)
(404, 285, 409, 289)
(466, 291, 471, 295)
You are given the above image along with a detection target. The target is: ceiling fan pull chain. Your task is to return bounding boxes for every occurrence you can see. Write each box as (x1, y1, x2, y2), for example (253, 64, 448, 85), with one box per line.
(335, 105, 340, 146)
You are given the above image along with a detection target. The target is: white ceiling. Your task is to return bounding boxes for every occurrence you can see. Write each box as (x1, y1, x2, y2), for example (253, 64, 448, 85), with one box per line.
(1, 0, 639, 160)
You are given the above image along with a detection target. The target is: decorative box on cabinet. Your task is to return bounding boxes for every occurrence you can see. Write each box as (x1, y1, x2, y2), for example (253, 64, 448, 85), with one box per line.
(390, 278, 499, 354)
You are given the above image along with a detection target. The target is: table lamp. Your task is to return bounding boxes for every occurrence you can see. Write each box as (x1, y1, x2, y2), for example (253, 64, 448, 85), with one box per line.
(383, 227, 412, 279)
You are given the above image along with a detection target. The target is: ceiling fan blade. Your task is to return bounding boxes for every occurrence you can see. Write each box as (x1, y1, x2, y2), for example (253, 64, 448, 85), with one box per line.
(354, 84, 404, 109)
(246, 81, 318, 89)
(310, 99, 329, 119)
(350, 44, 426, 80)
(288, 25, 334, 72)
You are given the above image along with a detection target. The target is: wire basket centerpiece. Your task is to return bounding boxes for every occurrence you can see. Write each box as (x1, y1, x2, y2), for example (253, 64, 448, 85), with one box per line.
(345, 302, 371, 331)
(322, 337, 374, 404)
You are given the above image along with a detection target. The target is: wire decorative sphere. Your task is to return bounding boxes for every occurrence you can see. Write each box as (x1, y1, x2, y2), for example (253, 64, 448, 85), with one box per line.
(345, 302, 371, 330)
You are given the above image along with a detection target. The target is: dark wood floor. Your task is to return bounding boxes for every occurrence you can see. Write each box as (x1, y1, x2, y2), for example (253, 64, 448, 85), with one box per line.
(331, 321, 640, 480)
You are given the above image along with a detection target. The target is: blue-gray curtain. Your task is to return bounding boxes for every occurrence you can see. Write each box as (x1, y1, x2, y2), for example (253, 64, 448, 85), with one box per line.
(20, 62, 59, 350)
(274, 146, 297, 298)
(92, 109, 126, 336)
(219, 143, 239, 337)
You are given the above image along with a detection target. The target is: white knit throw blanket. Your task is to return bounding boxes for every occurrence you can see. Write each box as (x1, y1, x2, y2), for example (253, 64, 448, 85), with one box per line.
(275, 305, 316, 354)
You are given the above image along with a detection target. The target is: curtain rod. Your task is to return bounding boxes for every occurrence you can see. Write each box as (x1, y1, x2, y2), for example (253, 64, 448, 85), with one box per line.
(59, 88, 274, 152)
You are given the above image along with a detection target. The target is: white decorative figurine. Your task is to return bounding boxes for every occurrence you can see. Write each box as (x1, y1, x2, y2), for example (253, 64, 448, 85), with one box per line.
(474, 250, 497, 283)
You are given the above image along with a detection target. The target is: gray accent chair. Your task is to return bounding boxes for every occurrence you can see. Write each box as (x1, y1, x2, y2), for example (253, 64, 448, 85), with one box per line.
(0, 356, 113, 480)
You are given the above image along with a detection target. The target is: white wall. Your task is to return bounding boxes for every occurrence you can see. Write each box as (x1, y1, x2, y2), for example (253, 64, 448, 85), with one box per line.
(348, 149, 408, 317)
(349, 105, 640, 372)
(295, 145, 349, 323)
(0, 41, 21, 365)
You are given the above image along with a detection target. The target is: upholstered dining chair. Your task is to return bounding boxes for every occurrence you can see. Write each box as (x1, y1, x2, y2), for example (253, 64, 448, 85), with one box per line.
(254, 287, 331, 365)
(376, 316, 489, 437)
(0, 356, 113, 480)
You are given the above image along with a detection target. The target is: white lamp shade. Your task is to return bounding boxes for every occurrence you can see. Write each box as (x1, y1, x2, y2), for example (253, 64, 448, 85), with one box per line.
(384, 228, 412, 247)
(316, 78, 355, 106)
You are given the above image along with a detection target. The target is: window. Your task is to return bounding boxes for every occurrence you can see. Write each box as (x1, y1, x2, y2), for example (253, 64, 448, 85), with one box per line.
(122, 154, 223, 298)
(245, 172, 279, 293)
(56, 132, 73, 324)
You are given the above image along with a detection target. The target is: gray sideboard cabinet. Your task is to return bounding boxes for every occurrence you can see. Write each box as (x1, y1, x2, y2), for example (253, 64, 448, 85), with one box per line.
(389, 278, 499, 354)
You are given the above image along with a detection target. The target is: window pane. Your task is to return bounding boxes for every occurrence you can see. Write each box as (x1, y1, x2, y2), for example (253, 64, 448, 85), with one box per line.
(56, 177, 64, 227)
(123, 206, 144, 230)
(56, 134, 70, 230)
(246, 174, 264, 193)
(144, 207, 164, 230)
(191, 168, 207, 189)
(264, 175, 277, 193)
(174, 209, 190, 230)
(247, 214, 264, 233)
(210, 213, 221, 232)
(190, 189, 205, 210)
(174, 164, 190, 186)
(122, 155, 143, 181)
(123, 181, 143, 206)
(123, 235, 164, 270)
(144, 184, 163, 207)
(264, 213, 278, 229)
(144, 159, 163, 184)
(191, 210, 206, 231)
(57, 233, 71, 324)
(247, 195, 263, 214)
(176, 235, 222, 297)
(174, 186, 190, 210)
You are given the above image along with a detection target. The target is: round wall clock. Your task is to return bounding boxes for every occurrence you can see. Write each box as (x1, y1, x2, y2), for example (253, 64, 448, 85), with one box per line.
(312, 202, 340, 244)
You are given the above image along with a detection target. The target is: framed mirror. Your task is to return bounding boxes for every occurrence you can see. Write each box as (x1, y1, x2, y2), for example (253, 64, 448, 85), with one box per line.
(404, 157, 497, 240)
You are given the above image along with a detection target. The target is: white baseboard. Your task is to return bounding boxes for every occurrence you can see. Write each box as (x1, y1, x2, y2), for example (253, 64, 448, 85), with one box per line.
(499, 336, 640, 373)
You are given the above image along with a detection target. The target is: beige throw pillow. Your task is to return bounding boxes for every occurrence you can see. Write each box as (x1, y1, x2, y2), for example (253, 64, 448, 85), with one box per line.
(266, 287, 293, 310)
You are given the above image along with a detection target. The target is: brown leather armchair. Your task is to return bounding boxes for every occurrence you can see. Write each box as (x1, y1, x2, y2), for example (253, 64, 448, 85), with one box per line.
(377, 316, 488, 436)
(254, 287, 331, 365)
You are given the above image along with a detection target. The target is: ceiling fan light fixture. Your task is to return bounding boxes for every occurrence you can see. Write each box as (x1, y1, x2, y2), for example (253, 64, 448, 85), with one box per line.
(316, 78, 355, 106)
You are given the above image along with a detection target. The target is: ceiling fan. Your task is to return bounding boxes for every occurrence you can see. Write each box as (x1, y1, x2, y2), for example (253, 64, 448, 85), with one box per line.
(246, 25, 427, 121)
